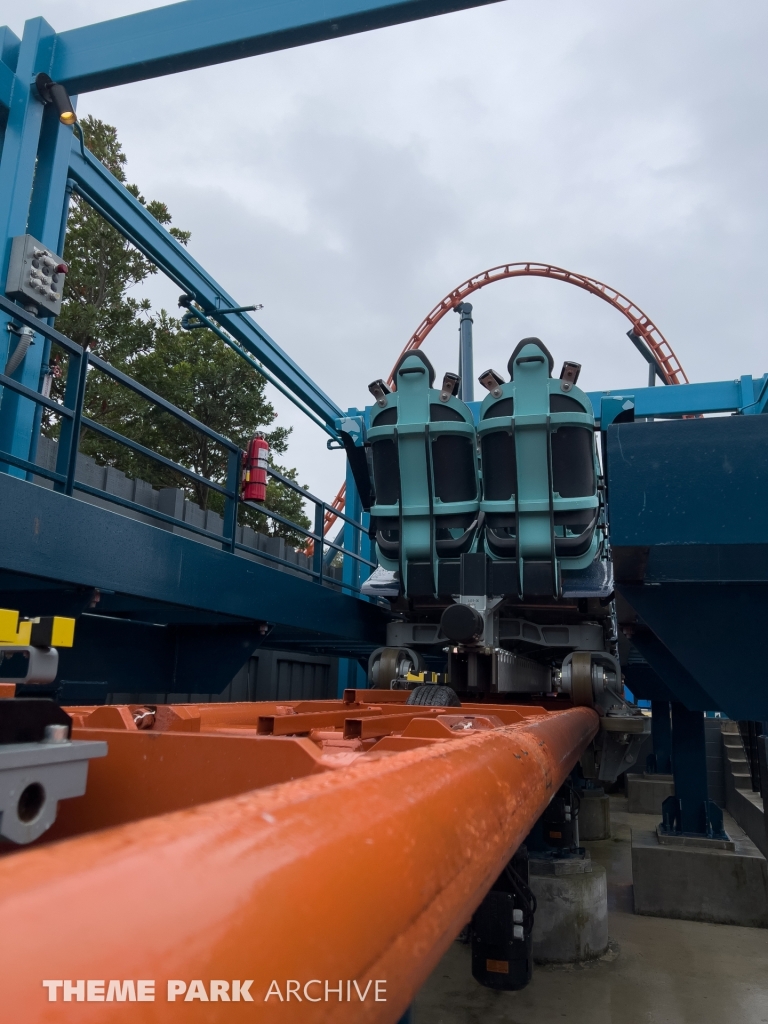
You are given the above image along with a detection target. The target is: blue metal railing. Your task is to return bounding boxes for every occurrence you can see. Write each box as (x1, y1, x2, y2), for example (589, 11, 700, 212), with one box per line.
(0, 296, 375, 593)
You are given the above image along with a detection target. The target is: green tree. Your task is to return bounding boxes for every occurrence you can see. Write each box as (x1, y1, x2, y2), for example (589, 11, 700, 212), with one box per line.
(50, 116, 310, 544)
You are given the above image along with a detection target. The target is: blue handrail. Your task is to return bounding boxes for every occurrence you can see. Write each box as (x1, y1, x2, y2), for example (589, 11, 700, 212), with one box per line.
(0, 299, 374, 592)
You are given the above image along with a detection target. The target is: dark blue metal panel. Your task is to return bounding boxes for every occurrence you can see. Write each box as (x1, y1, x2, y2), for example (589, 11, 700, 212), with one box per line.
(607, 415, 768, 721)
(49, 0, 502, 94)
(650, 700, 672, 775)
(56, 616, 269, 693)
(619, 583, 768, 721)
(67, 138, 343, 430)
(607, 417, 768, 546)
(0, 472, 387, 645)
(625, 625, 715, 712)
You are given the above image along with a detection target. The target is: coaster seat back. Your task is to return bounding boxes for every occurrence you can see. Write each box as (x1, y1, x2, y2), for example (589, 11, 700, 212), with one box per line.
(368, 351, 480, 597)
(477, 338, 599, 597)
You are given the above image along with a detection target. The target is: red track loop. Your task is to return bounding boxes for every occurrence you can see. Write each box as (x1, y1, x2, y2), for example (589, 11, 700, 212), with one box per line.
(390, 262, 687, 387)
(311, 262, 687, 550)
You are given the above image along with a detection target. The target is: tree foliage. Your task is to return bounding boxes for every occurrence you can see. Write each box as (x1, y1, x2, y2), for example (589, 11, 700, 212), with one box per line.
(50, 116, 310, 543)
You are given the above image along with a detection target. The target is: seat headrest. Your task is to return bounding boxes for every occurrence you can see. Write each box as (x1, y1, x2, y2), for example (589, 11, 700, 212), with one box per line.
(508, 338, 554, 379)
(392, 349, 436, 389)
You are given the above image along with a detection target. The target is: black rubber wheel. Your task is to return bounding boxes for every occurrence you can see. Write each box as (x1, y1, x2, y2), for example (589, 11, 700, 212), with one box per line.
(406, 684, 461, 707)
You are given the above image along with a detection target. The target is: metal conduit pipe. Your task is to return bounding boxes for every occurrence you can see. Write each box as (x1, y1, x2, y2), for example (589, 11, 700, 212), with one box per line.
(0, 706, 597, 1023)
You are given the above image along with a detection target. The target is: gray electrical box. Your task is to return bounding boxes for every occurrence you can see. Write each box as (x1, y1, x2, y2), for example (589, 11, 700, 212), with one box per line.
(5, 234, 67, 317)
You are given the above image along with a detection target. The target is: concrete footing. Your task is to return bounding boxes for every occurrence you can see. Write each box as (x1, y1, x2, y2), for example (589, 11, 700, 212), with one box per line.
(632, 825, 768, 927)
(579, 792, 611, 840)
(626, 772, 674, 814)
(529, 854, 608, 963)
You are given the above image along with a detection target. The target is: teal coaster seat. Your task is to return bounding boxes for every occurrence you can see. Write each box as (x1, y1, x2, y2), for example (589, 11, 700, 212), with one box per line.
(477, 338, 600, 597)
(368, 350, 480, 597)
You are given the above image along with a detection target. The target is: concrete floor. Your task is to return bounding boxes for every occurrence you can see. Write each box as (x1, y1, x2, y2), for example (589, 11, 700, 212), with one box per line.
(414, 798, 768, 1024)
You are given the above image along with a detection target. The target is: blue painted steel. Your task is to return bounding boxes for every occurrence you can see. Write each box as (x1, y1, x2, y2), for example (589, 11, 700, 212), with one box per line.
(46, 0, 502, 94)
(0, 54, 14, 110)
(668, 703, 712, 836)
(0, 470, 387, 648)
(342, 449, 363, 595)
(56, 615, 271, 695)
(180, 302, 337, 438)
(607, 415, 768, 721)
(0, 298, 375, 593)
(619, 584, 768, 721)
(67, 138, 343, 429)
(0, 20, 58, 472)
(425, 376, 768, 428)
(586, 376, 768, 422)
(0, 26, 20, 75)
(607, 417, 768, 547)
(650, 700, 672, 775)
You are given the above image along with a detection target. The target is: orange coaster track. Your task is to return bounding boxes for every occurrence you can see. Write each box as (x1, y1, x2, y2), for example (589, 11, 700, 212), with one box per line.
(0, 694, 598, 1023)
(313, 262, 688, 550)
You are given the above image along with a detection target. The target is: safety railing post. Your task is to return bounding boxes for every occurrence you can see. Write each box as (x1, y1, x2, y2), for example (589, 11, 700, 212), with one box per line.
(223, 448, 241, 552)
(341, 458, 362, 597)
(312, 502, 324, 584)
(54, 346, 88, 495)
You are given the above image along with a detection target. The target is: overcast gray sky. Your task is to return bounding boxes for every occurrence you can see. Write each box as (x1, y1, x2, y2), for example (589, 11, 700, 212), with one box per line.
(2, 0, 766, 503)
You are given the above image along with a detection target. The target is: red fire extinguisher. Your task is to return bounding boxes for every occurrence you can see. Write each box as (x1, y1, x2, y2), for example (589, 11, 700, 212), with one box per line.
(242, 434, 269, 502)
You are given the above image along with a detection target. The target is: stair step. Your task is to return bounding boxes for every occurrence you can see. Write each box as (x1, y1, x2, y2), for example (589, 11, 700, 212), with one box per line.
(744, 791, 765, 812)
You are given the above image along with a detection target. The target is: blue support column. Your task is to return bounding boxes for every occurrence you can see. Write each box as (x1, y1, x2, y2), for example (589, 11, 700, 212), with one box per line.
(338, 454, 367, 694)
(669, 702, 709, 835)
(0, 19, 60, 473)
(650, 700, 672, 774)
(342, 455, 362, 596)
(15, 103, 76, 473)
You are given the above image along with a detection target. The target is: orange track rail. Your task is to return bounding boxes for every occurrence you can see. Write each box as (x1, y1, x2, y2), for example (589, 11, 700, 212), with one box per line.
(311, 262, 687, 550)
(0, 696, 597, 1022)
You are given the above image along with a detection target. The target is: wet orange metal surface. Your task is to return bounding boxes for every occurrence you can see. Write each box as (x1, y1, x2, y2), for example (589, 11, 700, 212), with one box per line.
(0, 695, 598, 1022)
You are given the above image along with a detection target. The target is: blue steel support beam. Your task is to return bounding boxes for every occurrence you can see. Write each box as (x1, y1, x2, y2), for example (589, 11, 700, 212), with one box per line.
(0, 19, 58, 472)
(67, 136, 343, 429)
(457, 376, 768, 427)
(0, 25, 20, 68)
(0, 55, 14, 111)
(0, 102, 76, 473)
(586, 376, 768, 423)
(47, 0, 502, 94)
(0, 26, 19, 113)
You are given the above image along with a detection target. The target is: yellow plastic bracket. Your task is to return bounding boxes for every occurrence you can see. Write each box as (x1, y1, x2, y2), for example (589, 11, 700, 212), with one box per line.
(0, 609, 19, 643)
(0, 610, 76, 647)
(29, 616, 76, 648)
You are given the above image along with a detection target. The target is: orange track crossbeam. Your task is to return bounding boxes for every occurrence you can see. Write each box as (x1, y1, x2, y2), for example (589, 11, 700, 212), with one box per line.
(0, 702, 597, 1022)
